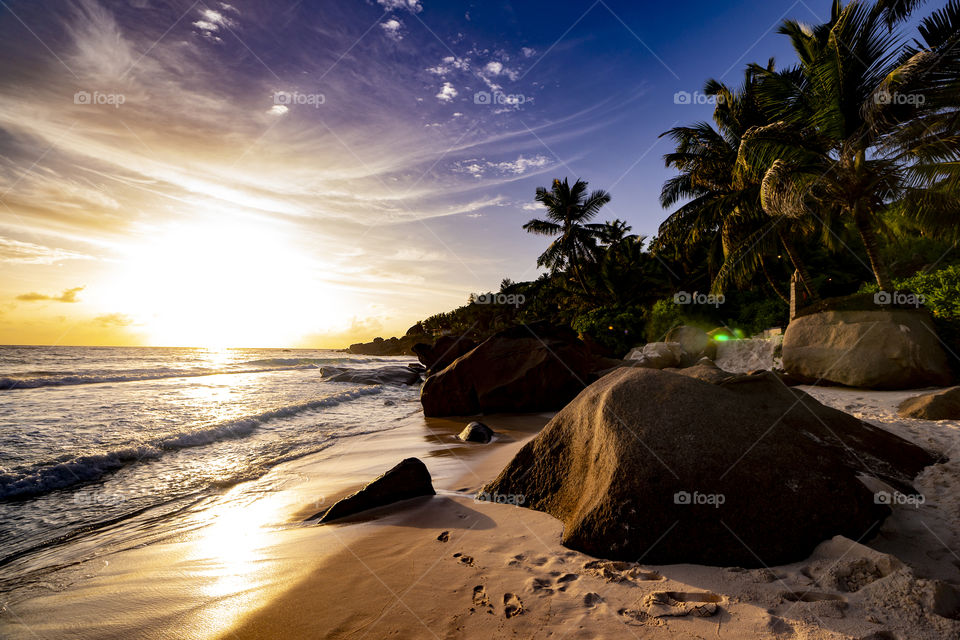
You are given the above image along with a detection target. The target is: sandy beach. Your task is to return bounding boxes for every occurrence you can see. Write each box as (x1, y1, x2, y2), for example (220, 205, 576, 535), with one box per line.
(4, 384, 958, 640)
(225, 385, 960, 640)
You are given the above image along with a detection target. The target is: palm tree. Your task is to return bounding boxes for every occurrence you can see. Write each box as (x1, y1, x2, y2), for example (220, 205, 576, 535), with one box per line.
(598, 219, 633, 245)
(658, 65, 819, 301)
(523, 178, 612, 293)
(739, 0, 960, 292)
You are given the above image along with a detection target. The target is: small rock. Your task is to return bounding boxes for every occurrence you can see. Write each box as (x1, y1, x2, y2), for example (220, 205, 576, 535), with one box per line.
(458, 421, 494, 443)
(312, 458, 435, 522)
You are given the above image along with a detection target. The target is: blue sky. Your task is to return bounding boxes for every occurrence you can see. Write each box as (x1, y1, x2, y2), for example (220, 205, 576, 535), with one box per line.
(0, 0, 939, 346)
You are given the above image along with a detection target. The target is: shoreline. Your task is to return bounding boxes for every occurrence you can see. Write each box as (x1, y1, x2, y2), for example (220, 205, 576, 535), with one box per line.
(0, 404, 552, 640)
(3, 386, 959, 639)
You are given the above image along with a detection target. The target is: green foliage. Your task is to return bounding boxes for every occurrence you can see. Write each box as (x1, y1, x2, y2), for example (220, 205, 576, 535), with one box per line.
(571, 306, 646, 356)
(645, 299, 686, 342)
(896, 265, 960, 319)
(729, 297, 789, 336)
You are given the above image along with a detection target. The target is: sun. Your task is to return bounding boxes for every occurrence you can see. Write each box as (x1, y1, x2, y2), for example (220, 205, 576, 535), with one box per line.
(99, 219, 347, 347)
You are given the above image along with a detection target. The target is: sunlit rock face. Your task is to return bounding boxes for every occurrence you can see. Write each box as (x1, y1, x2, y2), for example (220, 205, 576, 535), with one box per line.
(783, 310, 952, 389)
(484, 368, 936, 567)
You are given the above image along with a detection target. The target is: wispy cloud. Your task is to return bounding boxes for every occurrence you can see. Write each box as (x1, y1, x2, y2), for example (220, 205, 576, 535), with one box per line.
(0, 237, 92, 264)
(17, 286, 85, 303)
(376, 0, 423, 13)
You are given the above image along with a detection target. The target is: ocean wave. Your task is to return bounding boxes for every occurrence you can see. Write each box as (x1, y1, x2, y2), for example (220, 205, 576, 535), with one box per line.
(0, 364, 320, 391)
(241, 357, 351, 367)
(0, 387, 382, 500)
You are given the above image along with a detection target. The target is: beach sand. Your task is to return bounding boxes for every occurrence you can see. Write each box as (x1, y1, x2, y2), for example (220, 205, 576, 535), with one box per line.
(3, 387, 960, 639)
(226, 385, 960, 640)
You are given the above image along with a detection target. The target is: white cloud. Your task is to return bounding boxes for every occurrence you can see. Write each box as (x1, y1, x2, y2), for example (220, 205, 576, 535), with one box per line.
(380, 18, 403, 41)
(377, 0, 423, 13)
(267, 105, 289, 116)
(484, 61, 503, 75)
(435, 81, 457, 102)
(0, 237, 92, 264)
(454, 154, 551, 178)
(442, 56, 470, 71)
(521, 47, 536, 58)
(482, 60, 518, 81)
(521, 202, 541, 211)
(192, 7, 237, 42)
(425, 64, 449, 75)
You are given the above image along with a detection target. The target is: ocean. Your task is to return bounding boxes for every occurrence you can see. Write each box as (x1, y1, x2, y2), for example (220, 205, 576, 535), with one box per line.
(0, 345, 419, 602)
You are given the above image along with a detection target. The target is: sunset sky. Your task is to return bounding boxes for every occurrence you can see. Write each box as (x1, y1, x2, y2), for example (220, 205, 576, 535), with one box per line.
(0, 0, 838, 347)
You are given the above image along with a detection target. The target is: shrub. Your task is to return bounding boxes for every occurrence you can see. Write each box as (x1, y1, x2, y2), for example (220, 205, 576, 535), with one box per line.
(645, 299, 686, 343)
(572, 306, 646, 356)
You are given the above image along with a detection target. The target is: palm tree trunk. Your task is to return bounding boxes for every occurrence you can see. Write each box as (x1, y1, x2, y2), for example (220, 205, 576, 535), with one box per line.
(777, 230, 819, 301)
(853, 211, 893, 292)
(570, 254, 591, 296)
(760, 255, 789, 304)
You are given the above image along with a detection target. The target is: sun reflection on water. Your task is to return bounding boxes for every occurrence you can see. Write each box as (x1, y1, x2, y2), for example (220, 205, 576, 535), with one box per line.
(188, 491, 287, 628)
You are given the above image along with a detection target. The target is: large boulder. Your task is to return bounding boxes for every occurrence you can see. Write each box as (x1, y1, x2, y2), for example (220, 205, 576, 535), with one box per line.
(312, 458, 435, 522)
(412, 336, 477, 373)
(624, 342, 684, 369)
(898, 387, 960, 420)
(483, 368, 935, 567)
(782, 309, 953, 389)
(320, 365, 421, 386)
(420, 323, 613, 417)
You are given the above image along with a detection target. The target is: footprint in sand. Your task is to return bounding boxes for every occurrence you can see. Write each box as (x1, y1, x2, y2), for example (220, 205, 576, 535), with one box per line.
(437, 531, 449, 542)
(471, 585, 492, 610)
(642, 591, 722, 618)
(584, 592, 604, 608)
(583, 560, 663, 583)
(529, 573, 578, 595)
(453, 553, 475, 567)
(503, 593, 524, 618)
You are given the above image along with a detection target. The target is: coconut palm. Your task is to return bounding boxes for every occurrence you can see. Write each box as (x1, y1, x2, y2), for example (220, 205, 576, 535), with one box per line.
(658, 65, 819, 301)
(523, 178, 612, 292)
(738, 0, 960, 292)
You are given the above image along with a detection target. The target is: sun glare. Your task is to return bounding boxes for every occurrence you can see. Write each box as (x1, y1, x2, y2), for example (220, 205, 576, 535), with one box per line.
(101, 221, 346, 347)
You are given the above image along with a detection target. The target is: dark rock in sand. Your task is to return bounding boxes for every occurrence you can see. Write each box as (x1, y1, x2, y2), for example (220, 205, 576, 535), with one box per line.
(458, 421, 494, 443)
(412, 336, 478, 373)
(420, 323, 614, 417)
(782, 309, 953, 389)
(898, 387, 960, 420)
(313, 458, 435, 522)
(483, 368, 936, 567)
(320, 365, 421, 386)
